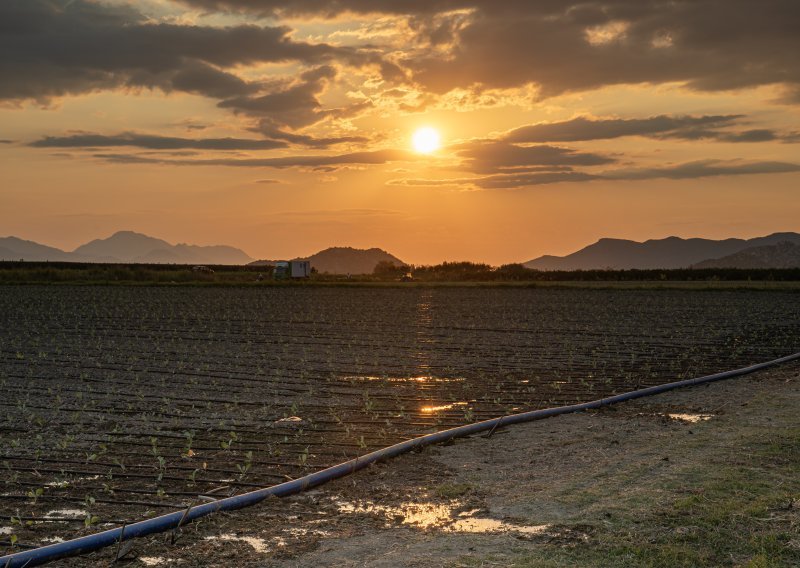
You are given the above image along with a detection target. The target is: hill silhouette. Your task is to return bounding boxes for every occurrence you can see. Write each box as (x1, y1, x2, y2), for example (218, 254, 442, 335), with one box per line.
(691, 241, 800, 269)
(250, 247, 405, 275)
(0, 231, 253, 264)
(524, 232, 800, 270)
(0, 236, 82, 262)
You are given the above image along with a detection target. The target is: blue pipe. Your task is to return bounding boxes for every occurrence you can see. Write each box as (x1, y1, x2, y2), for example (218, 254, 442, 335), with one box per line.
(2, 351, 798, 567)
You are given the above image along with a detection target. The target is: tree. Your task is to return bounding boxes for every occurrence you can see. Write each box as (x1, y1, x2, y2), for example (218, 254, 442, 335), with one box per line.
(373, 261, 410, 279)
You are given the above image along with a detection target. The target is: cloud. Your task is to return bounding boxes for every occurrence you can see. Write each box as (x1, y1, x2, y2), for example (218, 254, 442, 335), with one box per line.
(176, 1, 474, 17)
(251, 124, 368, 148)
(178, 2, 800, 102)
(503, 115, 742, 143)
(31, 132, 287, 151)
(93, 148, 420, 169)
(16, 1, 799, 107)
(388, 172, 598, 189)
(501, 115, 800, 145)
(219, 65, 341, 130)
(0, 0, 366, 103)
(402, 1, 800, 101)
(389, 160, 800, 190)
(606, 160, 800, 180)
(453, 140, 615, 174)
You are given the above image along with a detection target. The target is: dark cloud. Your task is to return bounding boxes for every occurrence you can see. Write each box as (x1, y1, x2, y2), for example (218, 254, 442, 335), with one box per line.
(15, 1, 798, 106)
(502, 115, 800, 145)
(453, 140, 615, 174)
(389, 171, 598, 189)
(93, 148, 419, 169)
(406, 1, 800, 100)
(180, 1, 800, 100)
(389, 159, 800, 190)
(2, 1, 392, 152)
(251, 123, 368, 148)
(660, 127, 800, 143)
(606, 160, 800, 180)
(176, 0, 474, 17)
(219, 65, 337, 129)
(0, 0, 363, 102)
(504, 115, 741, 143)
(30, 132, 287, 151)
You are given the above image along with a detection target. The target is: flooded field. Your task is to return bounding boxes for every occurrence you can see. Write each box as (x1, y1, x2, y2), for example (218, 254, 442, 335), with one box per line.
(1, 286, 798, 550)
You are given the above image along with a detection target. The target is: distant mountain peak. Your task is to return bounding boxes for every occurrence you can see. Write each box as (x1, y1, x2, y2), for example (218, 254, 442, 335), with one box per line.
(524, 232, 800, 270)
(1, 231, 252, 264)
(691, 241, 800, 269)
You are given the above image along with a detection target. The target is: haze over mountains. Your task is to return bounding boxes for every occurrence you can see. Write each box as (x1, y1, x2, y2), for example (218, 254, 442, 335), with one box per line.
(524, 233, 800, 270)
(0, 231, 253, 265)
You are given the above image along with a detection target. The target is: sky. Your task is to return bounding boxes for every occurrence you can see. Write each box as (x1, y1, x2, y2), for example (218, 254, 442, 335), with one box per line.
(2, 0, 800, 264)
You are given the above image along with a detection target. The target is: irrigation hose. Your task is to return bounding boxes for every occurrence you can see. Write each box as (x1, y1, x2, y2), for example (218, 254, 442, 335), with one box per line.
(2, 351, 798, 567)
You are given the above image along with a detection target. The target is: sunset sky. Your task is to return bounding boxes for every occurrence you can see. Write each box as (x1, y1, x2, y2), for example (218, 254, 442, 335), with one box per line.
(2, 0, 799, 264)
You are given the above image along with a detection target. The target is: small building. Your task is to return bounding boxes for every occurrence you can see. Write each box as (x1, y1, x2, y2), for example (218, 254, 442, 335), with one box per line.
(291, 260, 311, 278)
(274, 260, 311, 279)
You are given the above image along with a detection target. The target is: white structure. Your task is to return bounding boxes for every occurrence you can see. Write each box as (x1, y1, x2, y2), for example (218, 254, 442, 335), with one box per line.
(291, 260, 311, 278)
(274, 260, 311, 279)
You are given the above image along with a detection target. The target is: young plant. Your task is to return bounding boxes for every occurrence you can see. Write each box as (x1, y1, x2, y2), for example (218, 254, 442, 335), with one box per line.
(237, 451, 253, 479)
(219, 431, 238, 450)
(26, 487, 44, 504)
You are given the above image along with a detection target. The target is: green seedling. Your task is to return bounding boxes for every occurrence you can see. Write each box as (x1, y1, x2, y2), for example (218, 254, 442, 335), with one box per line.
(219, 431, 238, 450)
(26, 487, 44, 504)
(237, 451, 253, 478)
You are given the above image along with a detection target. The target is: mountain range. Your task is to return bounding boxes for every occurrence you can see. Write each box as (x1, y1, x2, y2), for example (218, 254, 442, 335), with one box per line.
(0, 232, 406, 274)
(691, 241, 800, 269)
(2, 230, 799, 272)
(524, 232, 800, 270)
(0, 231, 253, 265)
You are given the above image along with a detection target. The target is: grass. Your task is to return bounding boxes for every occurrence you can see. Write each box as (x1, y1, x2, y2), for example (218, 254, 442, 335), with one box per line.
(435, 482, 474, 499)
(466, 426, 799, 567)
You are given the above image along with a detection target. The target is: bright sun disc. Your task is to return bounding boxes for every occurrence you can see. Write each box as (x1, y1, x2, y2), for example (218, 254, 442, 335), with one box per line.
(412, 127, 441, 153)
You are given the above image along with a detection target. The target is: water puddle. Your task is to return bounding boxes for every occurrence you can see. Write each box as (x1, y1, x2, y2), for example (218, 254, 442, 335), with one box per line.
(451, 517, 549, 535)
(666, 413, 713, 423)
(41, 536, 65, 544)
(335, 499, 549, 535)
(204, 534, 271, 553)
(0, 526, 13, 535)
(342, 375, 465, 384)
(420, 402, 468, 413)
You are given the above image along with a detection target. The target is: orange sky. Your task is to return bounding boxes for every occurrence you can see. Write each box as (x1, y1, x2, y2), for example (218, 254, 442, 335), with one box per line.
(2, 1, 799, 264)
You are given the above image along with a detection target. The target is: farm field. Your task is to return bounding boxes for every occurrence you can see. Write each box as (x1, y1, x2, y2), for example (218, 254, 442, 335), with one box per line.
(1, 286, 799, 555)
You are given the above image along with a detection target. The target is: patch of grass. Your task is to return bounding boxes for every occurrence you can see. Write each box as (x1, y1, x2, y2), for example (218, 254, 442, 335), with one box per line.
(467, 426, 800, 567)
(435, 482, 474, 499)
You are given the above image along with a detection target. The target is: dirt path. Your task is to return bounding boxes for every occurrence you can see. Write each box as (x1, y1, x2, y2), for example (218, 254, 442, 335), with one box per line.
(56, 362, 799, 567)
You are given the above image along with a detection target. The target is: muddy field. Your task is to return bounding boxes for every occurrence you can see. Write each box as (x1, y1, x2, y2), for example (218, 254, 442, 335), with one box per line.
(0, 286, 798, 559)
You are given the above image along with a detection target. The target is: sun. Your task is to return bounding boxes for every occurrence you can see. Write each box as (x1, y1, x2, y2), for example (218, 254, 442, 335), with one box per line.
(412, 126, 441, 154)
